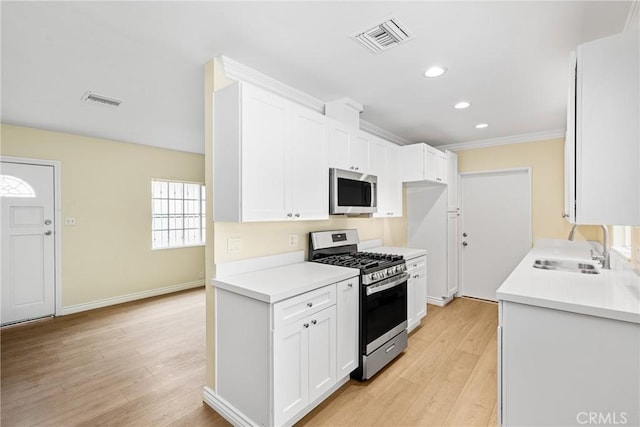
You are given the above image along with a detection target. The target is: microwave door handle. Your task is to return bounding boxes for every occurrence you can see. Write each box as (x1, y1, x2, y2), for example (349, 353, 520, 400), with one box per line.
(366, 273, 409, 296)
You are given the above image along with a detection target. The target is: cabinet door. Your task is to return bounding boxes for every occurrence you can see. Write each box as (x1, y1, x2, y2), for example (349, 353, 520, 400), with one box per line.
(328, 119, 351, 170)
(373, 141, 403, 218)
(436, 151, 448, 184)
(291, 105, 328, 220)
(406, 275, 417, 330)
(413, 268, 427, 321)
(385, 144, 403, 216)
(241, 84, 290, 221)
(446, 151, 459, 211)
(447, 213, 459, 296)
(273, 320, 309, 426)
(576, 30, 639, 225)
(350, 132, 370, 172)
(424, 146, 439, 182)
(336, 278, 358, 378)
(308, 305, 337, 402)
(401, 144, 426, 182)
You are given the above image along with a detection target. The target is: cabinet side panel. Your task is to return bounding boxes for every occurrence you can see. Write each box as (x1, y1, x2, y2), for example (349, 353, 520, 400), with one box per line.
(577, 31, 639, 225)
(213, 83, 241, 221)
(502, 302, 640, 426)
(216, 289, 271, 425)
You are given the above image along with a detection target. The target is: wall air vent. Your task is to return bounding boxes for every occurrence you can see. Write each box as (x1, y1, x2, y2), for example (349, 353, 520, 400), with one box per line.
(81, 91, 123, 107)
(352, 17, 414, 54)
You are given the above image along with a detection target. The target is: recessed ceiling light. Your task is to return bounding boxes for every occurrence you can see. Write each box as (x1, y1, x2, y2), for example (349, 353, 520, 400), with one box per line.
(475, 123, 489, 129)
(454, 101, 471, 109)
(424, 66, 447, 78)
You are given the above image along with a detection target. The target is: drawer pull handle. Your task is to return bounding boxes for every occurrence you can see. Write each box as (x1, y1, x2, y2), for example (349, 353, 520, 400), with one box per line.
(307, 302, 313, 308)
(311, 320, 317, 325)
(347, 283, 353, 288)
(385, 344, 396, 353)
(413, 264, 418, 267)
(303, 323, 309, 328)
(414, 275, 419, 279)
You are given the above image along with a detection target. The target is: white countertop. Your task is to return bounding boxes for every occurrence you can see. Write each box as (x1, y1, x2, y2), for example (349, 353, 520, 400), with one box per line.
(212, 262, 359, 304)
(366, 246, 427, 260)
(497, 239, 640, 323)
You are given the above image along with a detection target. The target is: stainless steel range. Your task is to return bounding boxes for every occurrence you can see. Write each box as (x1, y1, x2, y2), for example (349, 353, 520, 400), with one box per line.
(308, 229, 409, 380)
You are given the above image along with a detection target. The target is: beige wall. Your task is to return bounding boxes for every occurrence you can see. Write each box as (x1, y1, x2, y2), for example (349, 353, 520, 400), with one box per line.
(1, 124, 205, 308)
(456, 138, 603, 244)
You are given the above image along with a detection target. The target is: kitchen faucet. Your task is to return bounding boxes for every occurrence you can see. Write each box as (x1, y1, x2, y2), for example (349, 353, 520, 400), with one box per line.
(567, 224, 610, 269)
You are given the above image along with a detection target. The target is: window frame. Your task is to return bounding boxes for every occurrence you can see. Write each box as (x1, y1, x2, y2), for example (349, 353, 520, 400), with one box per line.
(611, 225, 632, 261)
(151, 179, 206, 250)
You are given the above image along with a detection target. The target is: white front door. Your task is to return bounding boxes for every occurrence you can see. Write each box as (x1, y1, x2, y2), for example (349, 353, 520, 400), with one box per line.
(460, 169, 531, 301)
(1, 161, 56, 325)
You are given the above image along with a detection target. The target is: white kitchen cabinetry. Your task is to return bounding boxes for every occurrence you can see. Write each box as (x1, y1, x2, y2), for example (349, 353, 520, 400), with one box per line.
(565, 29, 639, 225)
(446, 151, 459, 212)
(328, 118, 370, 173)
(499, 300, 639, 426)
(370, 137, 403, 218)
(336, 277, 359, 378)
(401, 143, 447, 184)
(406, 255, 427, 332)
(214, 82, 328, 222)
(214, 275, 358, 427)
(447, 212, 459, 296)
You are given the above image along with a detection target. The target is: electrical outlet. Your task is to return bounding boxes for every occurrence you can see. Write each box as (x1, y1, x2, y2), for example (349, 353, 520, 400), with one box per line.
(227, 238, 241, 253)
(65, 217, 76, 226)
(289, 234, 299, 247)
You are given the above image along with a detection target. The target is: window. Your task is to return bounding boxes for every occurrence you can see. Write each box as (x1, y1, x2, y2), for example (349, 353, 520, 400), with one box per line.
(0, 175, 36, 198)
(152, 179, 205, 249)
(612, 225, 632, 260)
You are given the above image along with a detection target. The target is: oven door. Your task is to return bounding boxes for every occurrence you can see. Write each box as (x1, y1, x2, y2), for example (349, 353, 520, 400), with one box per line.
(362, 273, 409, 354)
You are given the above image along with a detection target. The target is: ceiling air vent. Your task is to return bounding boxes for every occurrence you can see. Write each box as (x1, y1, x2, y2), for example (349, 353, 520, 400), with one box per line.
(81, 91, 123, 107)
(352, 17, 414, 54)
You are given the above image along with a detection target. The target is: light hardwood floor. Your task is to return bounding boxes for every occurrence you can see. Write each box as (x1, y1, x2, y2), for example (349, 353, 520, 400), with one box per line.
(1, 288, 498, 426)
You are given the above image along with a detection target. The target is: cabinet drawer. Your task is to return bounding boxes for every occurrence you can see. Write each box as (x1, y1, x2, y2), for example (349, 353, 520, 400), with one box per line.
(274, 284, 336, 329)
(406, 256, 426, 272)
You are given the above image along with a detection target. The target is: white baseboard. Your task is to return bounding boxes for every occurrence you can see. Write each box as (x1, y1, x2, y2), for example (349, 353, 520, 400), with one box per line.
(202, 386, 255, 427)
(60, 280, 204, 315)
(427, 296, 454, 307)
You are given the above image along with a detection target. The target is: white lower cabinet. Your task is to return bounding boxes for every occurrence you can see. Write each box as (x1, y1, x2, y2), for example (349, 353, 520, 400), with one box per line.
(215, 276, 358, 427)
(336, 277, 359, 377)
(274, 305, 336, 426)
(498, 300, 640, 426)
(406, 255, 427, 332)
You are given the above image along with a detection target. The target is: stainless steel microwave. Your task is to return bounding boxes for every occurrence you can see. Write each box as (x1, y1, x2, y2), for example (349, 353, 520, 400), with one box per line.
(329, 168, 377, 215)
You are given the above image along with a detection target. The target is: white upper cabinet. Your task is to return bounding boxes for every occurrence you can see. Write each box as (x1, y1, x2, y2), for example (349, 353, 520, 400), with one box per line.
(328, 118, 370, 173)
(214, 82, 328, 222)
(401, 143, 447, 184)
(566, 29, 639, 225)
(371, 137, 403, 218)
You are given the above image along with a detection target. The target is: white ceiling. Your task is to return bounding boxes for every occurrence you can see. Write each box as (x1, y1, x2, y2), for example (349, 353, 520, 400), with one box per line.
(1, 1, 632, 154)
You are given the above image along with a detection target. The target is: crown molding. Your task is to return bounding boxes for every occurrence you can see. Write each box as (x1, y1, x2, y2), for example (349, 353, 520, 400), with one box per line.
(219, 55, 325, 113)
(625, 0, 640, 31)
(360, 119, 413, 145)
(219, 55, 412, 146)
(438, 129, 566, 152)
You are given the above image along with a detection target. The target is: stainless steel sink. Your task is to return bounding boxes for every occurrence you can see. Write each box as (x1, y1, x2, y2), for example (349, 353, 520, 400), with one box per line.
(532, 259, 600, 274)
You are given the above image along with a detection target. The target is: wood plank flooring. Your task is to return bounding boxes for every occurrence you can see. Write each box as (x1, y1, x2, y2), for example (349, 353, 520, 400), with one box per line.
(1, 289, 498, 426)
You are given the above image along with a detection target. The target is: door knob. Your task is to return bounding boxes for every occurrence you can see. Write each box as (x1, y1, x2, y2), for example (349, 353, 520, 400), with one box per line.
(463, 232, 468, 237)
(462, 241, 468, 247)
(44, 219, 52, 225)
(44, 230, 52, 236)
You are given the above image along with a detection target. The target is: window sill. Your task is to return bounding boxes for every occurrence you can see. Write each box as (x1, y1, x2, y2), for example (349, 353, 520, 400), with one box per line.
(152, 243, 206, 251)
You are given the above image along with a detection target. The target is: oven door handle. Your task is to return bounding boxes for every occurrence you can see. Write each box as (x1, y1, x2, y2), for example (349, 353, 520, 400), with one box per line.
(366, 273, 409, 296)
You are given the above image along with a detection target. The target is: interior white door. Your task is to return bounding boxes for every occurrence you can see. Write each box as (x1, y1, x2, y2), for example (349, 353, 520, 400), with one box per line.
(1, 161, 56, 324)
(460, 169, 531, 301)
